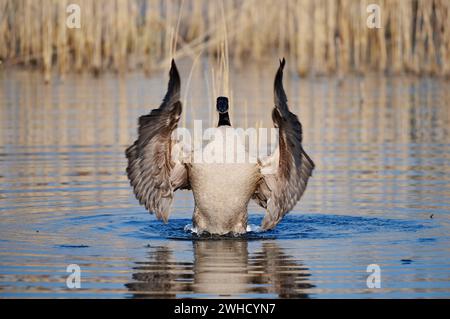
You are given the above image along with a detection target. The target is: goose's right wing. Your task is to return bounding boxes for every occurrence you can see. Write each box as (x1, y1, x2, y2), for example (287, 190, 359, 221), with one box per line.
(125, 60, 190, 222)
(252, 59, 315, 230)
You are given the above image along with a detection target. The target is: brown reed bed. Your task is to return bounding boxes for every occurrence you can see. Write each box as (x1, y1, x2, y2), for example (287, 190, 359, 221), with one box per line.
(0, 0, 449, 79)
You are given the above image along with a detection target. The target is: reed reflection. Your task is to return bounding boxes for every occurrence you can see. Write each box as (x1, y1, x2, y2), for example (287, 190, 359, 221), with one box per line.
(126, 240, 313, 298)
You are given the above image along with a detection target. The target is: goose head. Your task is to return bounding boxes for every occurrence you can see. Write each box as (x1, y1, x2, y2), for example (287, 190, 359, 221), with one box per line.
(216, 96, 231, 127)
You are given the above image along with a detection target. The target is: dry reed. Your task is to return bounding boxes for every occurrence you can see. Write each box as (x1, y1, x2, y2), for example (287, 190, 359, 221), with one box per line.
(0, 0, 449, 79)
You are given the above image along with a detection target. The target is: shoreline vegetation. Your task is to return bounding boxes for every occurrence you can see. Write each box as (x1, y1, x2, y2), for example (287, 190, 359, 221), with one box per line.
(0, 0, 449, 81)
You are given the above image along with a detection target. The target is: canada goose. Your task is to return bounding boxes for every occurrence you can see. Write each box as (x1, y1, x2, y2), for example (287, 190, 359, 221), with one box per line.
(126, 59, 314, 235)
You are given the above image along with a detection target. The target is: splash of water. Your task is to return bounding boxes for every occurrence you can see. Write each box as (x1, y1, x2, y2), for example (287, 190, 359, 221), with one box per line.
(183, 223, 264, 235)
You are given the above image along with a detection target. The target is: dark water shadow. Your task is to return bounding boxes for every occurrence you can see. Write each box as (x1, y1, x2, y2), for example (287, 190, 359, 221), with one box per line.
(125, 240, 313, 298)
(122, 214, 428, 241)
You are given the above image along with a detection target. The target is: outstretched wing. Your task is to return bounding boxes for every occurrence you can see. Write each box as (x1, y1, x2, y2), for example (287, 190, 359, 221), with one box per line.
(125, 59, 190, 222)
(252, 58, 315, 230)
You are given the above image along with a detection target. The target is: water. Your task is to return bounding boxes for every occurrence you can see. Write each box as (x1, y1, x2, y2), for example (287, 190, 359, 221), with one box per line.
(0, 65, 449, 298)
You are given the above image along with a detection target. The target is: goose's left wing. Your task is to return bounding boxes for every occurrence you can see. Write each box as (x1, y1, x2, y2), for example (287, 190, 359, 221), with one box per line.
(252, 59, 315, 230)
(126, 60, 190, 222)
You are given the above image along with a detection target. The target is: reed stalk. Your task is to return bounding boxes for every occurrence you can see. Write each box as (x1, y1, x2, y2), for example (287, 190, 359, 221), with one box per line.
(0, 0, 449, 79)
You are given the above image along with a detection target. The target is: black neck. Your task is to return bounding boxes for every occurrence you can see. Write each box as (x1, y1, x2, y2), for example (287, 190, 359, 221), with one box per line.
(218, 112, 231, 126)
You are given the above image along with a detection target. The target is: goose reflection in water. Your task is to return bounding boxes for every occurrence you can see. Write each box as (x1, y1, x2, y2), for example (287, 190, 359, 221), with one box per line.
(126, 241, 313, 298)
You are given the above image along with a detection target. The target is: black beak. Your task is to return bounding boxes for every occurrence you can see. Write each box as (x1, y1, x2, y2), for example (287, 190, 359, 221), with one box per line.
(216, 96, 229, 114)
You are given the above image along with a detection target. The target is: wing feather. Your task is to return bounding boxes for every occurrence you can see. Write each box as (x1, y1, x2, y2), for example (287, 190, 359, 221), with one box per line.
(125, 60, 189, 222)
(253, 59, 315, 230)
